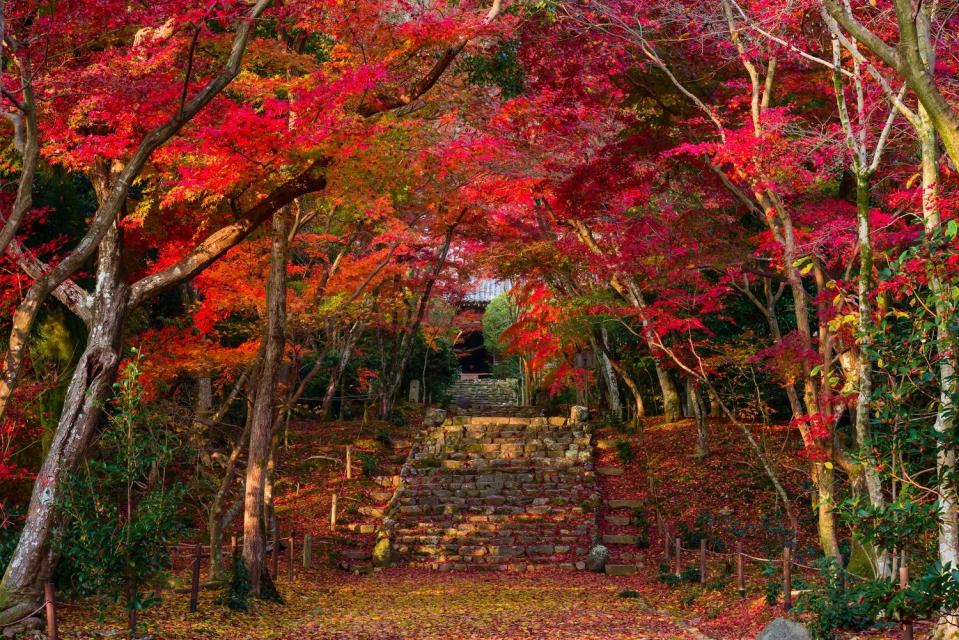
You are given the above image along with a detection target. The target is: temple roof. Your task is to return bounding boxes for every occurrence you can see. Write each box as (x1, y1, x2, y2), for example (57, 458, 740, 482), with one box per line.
(463, 279, 510, 304)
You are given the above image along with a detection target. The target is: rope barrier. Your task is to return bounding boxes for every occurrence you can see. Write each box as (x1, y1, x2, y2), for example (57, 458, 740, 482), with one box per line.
(666, 535, 879, 579)
(1, 602, 47, 627)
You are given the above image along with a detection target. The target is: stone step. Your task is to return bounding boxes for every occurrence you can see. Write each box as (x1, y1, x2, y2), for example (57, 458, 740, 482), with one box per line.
(604, 515, 631, 526)
(370, 490, 394, 501)
(605, 564, 639, 576)
(602, 534, 639, 545)
(374, 475, 401, 488)
(595, 467, 623, 476)
(359, 506, 384, 517)
(606, 499, 643, 509)
(343, 523, 376, 534)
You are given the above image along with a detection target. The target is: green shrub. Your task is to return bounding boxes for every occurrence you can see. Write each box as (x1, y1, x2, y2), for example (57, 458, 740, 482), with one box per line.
(615, 440, 635, 465)
(359, 452, 379, 476)
(761, 561, 781, 606)
(658, 563, 701, 587)
(618, 588, 640, 599)
(0, 506, 23, 574)
(53, 353, 184, 634)
(796, 559, 894, 639)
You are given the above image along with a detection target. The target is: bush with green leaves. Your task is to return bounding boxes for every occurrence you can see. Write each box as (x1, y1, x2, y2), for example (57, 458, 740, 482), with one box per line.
(615, 440, 634, 465)
(359, 452, 379, 476)
(53, 353, 184, 631)
(796, 559, 895, 640)
(0, 505, 22, 576)
(657, 563, 701, 586)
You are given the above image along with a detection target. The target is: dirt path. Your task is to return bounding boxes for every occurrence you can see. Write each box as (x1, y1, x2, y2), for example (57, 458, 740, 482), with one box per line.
(272, 568, 702, 640)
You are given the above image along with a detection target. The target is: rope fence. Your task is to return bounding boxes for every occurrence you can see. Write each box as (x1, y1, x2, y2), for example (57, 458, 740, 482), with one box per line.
(659, 523, 913, 638)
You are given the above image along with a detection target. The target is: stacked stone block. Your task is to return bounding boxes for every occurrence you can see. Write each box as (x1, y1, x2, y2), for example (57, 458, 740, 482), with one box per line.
(380, 413, 598, 570)
(447, 378, 520, 406)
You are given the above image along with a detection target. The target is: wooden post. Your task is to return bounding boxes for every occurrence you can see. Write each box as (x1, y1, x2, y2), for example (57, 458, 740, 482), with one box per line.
(663, 529, 671, 562)
(128, 606, 138, 638)
(288, 530, 295, 582)
(230, 535, 238, 561)
(699, 539, 707, 584)
(271, 536, 279, 579)
(44, 582, 58, 640)
(783, 547, 792, 611)
(900, 565, 913, 640)
(736, 541, 745, 597)
(331, 493, 338, 530)
(674, 538, 681, 577)
(303, 533, 313, 569)
(189, 543, 202, 613)
(346, 446, 352, 480)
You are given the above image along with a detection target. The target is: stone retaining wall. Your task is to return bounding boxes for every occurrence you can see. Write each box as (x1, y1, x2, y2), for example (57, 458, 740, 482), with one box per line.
(379, 411, 598, 571)
(447, 378, 519, 406)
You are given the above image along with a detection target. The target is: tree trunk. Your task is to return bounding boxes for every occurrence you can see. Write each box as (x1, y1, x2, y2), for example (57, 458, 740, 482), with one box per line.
(852, 170, 890, 578)
(689, 380, 709, 458)
(242, 208, 290, 596)
(707, 386, 721, 418)
(0, 226, 128, 624)
(321, 328, 359, 417)
(656, 364, 682, 423)
(595, 328, 622, 418)
(208, 392, 253, 580)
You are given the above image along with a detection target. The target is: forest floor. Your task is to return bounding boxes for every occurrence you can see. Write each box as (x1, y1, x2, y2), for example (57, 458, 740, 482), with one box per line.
(52, 414, 912, 639)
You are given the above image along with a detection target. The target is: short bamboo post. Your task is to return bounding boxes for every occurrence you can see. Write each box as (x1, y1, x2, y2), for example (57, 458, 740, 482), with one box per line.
(189, 543, 202, 613)
(331, 493, 338, 530)
(699, 539, 707, 584)
(663, 529, 671, 562)
(45, 582, 58, 640)
(271, 536, 279, 579)
(783, 547, 792, 611)
(900, 565, 913, 640)
(287, 530, 295, 582)
(674, 538, 681, 577)
(303, 533, 313, 569)
(346, 446, 352, 480)
(736, 541, 745, 597)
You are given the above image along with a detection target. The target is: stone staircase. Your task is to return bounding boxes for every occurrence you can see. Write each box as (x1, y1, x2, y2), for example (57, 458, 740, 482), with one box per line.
(447, 378, 520, 407)
(378, 409, 599, 571)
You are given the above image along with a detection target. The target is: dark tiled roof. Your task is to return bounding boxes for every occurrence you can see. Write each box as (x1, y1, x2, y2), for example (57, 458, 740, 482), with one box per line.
(464, 279, 510, 303)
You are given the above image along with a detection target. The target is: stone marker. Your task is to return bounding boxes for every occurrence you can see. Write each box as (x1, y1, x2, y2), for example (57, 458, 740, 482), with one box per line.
(586, 544, 609, 572)
(757, 618, 811, 640)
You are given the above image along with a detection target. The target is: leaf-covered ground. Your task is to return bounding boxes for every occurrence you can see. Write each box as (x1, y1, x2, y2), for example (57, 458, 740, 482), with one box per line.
(58, 568, 716, 639)
(53, 417, 910, 638)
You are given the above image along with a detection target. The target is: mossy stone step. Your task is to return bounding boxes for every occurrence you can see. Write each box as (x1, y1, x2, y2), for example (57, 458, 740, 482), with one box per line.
(606, 499, 643, 509)
(344, 523, 376, 534)
(602, 534, 639, 545)
(604, 515, 631, 526)
(605, 564, 639, 576)
(595, 439, 617, 450)
(596, 467, 623, 476)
